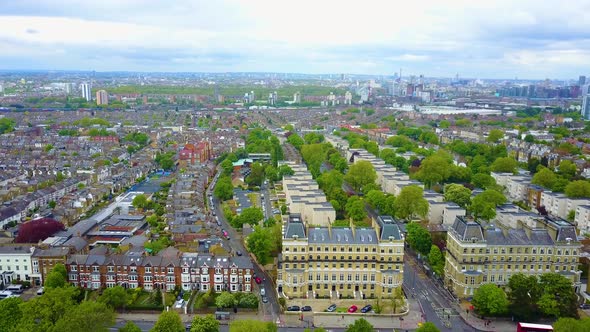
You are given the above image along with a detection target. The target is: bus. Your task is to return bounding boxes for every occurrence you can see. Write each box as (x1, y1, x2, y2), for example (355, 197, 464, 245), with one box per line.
(517, 322, 553, 332)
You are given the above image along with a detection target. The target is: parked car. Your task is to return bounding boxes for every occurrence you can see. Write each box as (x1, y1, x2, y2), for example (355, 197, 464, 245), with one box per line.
(301, 306, 312, 312)
(360, 305, 372, 313)
(327, 304, 337, 312)
(287, 306, 300, 311)
(236, 251, 243, 256)
(37, 287, 45, 295)
(581, 303, 590, 309)
(262, 296, 268, 303)
(260, 288, 266, 296)
(175, 299, 185, 308)
(255, 277, 262, 284)
(348, 305, 358, 313)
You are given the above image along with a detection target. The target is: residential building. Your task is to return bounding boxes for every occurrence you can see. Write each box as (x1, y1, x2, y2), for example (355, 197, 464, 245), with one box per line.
(96, 90, 109, 105)
(582, 84, 590, 120)
(445, 216, 581, 299)
(575, 205, 590, 234)
(278, 215, 404, 300)
(0, 245, 34, 286)
(30, 246, 70, 286)
(80, 83, 92, 101)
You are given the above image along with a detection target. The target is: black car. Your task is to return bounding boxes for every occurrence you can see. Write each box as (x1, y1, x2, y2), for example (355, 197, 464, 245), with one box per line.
(287, 306, 300, 311)
(327, 304, 337, 312)
(301, 306, 312, 312)
(580, 303, 590, 309)
(262, 296, 268, 303)
(360, 305, 372, 313)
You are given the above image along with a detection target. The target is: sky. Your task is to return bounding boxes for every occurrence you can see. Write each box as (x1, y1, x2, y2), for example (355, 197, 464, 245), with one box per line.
(1, 0, 589, 79)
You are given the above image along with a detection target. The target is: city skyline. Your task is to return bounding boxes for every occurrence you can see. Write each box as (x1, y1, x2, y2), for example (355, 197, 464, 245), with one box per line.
(0, 0, 589, 79)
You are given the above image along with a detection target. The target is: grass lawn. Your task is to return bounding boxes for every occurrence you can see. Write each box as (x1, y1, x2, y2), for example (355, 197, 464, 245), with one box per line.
(136, 293, 153, 305)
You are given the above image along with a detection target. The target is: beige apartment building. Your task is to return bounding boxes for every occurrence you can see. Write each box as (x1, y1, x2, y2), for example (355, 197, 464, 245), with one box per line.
(445, 216, 581, 299)
(278, 215, 404, 300)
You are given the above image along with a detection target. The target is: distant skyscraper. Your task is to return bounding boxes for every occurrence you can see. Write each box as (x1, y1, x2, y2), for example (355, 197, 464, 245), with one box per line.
(344, 91, 352, 105)
(582, 85, 590, 120)
(96, 90, 109, 105)
(80, 83, 91, 101)
(0, 84, 3, 94)
(580, 75, 587, 86)
(293, 92, 301, 103)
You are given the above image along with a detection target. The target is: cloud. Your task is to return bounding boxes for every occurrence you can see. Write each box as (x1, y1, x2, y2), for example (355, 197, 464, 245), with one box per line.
(0, 0, 589, 78)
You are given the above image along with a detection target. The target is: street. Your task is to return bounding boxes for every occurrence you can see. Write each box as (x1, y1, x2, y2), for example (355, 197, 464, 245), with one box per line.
(110, 319, 347, 332)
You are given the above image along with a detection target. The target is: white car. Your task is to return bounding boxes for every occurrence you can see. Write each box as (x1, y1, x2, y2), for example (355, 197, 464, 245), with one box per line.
(175, 299, 185, 308)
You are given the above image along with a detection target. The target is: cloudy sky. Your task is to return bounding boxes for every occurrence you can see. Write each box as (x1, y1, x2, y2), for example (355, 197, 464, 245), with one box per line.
(1, 0, 589, 79)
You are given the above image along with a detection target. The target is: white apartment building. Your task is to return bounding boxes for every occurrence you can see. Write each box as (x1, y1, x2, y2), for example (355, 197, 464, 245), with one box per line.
(0, 245, 34, 286)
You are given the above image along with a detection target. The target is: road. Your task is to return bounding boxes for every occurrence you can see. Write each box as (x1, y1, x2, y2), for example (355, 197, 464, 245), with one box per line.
(206, 169, 281, 324)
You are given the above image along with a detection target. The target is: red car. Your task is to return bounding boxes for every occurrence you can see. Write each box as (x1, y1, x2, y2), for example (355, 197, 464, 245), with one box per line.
(348, 305, 358, 313)
(255, 277, 262, 284)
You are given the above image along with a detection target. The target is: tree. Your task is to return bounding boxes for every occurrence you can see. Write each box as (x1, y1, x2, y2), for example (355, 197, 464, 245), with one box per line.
(565, 180, 590, 198)
(151, 311, 184, 332)
(246, 162, 265, 186)
(405, 222, 432, 256)
(0, 297, 23, 332)
(301, 144, 325, 178)
(487, 129, 504, 143)
(132, 194, 148, 209)
(48, 200, 57, 209)
(553, 317, 590, 332)
(119, 321, 142, 332)
(345, 196, 367, 222)
(345, 318, 373, 332)
(428, 245, 444, 277)
(52, 301, 116, 332)
(247, 226, 272, 265)
(448, 165, 472, 183)
(215, 292, 236, 308)
(18, 286, 79, 331)
(490, 157, 518, 173)
(532, 167, 557, 189)
(415, 322, 440, 332)
(15, 218, 65, 243)
(214, 176, 234, 201)
(558, 160, 577, 180)
(471, 189, 506, 221)
(190, 314, 219, 332)
(99, 285, 128, 309)
(220, 159, 234, 176)
(538, 273, 578, 318)
(0, 117, 16, 134)
(524, 134, 535, 143)
(45, 263, 68, 289)
(443, 184, 472, 209)
(344, 160, 377, 192)
(472, 284, 509, 316)
(508, 273, 541, 320)
(233, 207, 264, 228)
(278, 164, 294, 178)
(416, 154, 452, 188)
(229, 319, 277, 332)
(394, 185, 429, 220)
(471, 173, 496, 189)
(317, 170, 344, 198)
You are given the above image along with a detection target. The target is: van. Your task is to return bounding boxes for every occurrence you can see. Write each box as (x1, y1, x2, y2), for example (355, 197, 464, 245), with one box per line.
(0, 290, 14, 299)
(260, 287, 266, 296)
(6, 284, 23, 294)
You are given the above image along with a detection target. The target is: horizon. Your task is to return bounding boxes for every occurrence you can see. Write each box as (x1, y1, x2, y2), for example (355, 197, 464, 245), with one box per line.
(1, 0, 590, 79)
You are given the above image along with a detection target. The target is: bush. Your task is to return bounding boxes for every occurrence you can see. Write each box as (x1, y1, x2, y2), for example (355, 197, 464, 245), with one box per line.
(238, 293, 259, 308)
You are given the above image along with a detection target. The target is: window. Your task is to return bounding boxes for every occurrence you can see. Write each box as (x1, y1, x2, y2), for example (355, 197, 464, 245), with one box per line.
(71, 265, 77, 271)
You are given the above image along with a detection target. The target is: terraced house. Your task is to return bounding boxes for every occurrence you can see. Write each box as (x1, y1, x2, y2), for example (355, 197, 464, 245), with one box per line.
(445, 216, 581, 298)
(278, 215, 404, 300)
(66, 246, 254, 292)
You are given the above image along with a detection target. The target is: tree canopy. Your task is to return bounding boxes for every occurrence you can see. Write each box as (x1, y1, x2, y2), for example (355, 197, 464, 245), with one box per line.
(472, 283, 509, 316)
(394, 185, 429, 220)
(443, 184, 472, 209)
(471, 189, 506, 221)
(565, 180, 590, 198)
(151, 311, 185, 332)
(229, 319, 277, 332)
(490, 157, 518, 173)
(406, 222, 432, 256)
(214, 176, 234, 201)
(15, 218, 65, 243)
(344, 160, 377, 192)
(190, 314, 219, 332)
(345, 318, 374, 332)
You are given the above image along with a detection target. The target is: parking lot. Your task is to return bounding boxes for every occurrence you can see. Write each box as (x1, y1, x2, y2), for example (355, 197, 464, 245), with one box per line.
(233, 189, 253, 212)
(285, 297, 381, 314)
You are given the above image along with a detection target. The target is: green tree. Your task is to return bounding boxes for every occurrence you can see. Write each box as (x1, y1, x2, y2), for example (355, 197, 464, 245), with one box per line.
(553, 317, 590, 332)
(247, 226, 272, 264)
(0, 296, 23, 332)
(119, 321, 142, 332)
(558, 160, 577, 180)
(439, 120, 450, 128)
(48, 200, 57, 209)
(471, 189, 506, 221)
(214, 176, 234, 201)
(52, 301, 116, 332)
(190, 314, 220, 332)
(428, 245, 444, 277)
(300, 144, 325, 178)
(508, 273, 542, 320)
(345, 318, 373, 332)
(490, 157, 518, 173)
(487, 129, 504, 143)
(287, 134, 305, 150)
(532, 167, 557, 189)
(220, 159, 234, 176)
(132, 194, 148, 210)
(365, 190, 386, 211)
(317, 170, 344, 198)
(215, 292, 236, 308)
(99, 285, 128, 309)
(565, 180, 590, 198)
(229, 319, 277, 332)
(344, 160, 377, 192)
(472, 284, 509, 316)
(345, 196, 367, 222)
(524, 134, 535, 143)
(415, 322, 440, 332)
(394, 185, 429, 220)
(18, 286, 79, 331)
(538, 273, 578, 318)
(151, 311, 184, 332)
(443, 184, 472, 209)
(471, 173, 496, 189)
(0, 117, 16, 134)
(45, 263, 67, 289)
(405, 222, 432, 256)
(381, 194, 396, 216)
(246, 162, 265, 186)
(416, 154, 452, 188)
(233, 207, 264, 228)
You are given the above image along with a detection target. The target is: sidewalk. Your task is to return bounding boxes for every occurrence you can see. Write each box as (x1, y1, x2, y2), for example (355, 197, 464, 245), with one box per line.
(453, 301, 517, 332)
